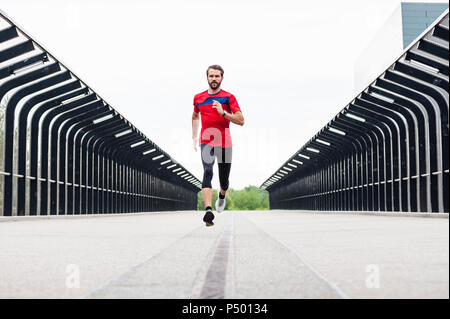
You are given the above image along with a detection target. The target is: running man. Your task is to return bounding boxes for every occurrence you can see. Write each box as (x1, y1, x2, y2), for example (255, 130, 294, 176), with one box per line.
(192, 65, 245, 226)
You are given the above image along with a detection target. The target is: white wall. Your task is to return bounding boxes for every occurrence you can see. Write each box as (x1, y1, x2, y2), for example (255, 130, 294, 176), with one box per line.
(353, 4, 404, 95)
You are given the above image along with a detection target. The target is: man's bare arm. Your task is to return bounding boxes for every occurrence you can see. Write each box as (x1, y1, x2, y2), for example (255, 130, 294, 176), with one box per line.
(192, 111, 200, 151)
(224, 111, 244, 126)
(212, 100, 245, 126)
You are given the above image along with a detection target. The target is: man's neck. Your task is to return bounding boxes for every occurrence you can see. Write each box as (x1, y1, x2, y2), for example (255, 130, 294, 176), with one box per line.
(208, 87, 221, 94)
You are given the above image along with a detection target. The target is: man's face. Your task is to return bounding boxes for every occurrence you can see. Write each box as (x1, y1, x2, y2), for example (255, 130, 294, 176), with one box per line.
(207, 69, 223, 90)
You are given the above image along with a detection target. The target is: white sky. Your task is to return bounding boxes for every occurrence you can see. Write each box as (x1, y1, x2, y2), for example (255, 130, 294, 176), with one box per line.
(1, 0, 447, 190)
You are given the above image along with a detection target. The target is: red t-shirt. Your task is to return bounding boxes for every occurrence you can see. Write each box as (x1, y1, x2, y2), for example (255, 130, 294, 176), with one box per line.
(193, 89, 241, 148)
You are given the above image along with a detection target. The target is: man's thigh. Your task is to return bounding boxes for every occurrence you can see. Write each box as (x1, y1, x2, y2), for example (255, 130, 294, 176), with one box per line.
(201, 144, 216, 166)
(215, 146, 232, 164)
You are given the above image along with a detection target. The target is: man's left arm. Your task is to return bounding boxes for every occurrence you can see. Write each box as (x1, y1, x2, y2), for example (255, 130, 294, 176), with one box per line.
(224, 111, 244, 126)
(212, 100, 245, 126)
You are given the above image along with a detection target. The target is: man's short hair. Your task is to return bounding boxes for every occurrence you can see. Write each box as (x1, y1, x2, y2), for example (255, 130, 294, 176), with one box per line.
(206, 65, 224, 77)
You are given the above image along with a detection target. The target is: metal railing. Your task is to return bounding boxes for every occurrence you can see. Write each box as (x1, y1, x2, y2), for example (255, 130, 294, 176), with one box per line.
(261, 11, 449, 213)
(0, 9, 201, 216)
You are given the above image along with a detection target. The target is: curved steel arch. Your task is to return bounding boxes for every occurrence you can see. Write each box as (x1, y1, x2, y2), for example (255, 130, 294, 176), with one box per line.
(261, 11, 449, 213)
(87, 123, 140, 212)
(84, 122, 134, 213)
(15, 80, 82, 215)
(39, 97, 103, 215)
(360, 89, 420, 211)
(348, 103, 402, 211)
(354, 95, 412, 211)
(59, 104, 111, 215)
(0, 11, 200, 216)
(28, 87, 91, 215)
(332, 119, 374, 211)
(75, 116, 124, 214)
(52, 100, 106, 214)
(2, 69, 70, 215)
(96, 131, 143, 213)
(384, 67, 448, 212)
(323, 128, 366, 210)
(375, 76, 437, 211)
(335, 116, 382, 211)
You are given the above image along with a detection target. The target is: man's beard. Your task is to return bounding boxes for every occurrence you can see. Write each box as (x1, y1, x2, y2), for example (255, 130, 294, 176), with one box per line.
(208, 80, 221, 90)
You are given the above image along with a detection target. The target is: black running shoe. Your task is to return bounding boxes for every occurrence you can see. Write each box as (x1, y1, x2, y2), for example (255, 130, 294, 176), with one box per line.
(203, 210, 214, 227)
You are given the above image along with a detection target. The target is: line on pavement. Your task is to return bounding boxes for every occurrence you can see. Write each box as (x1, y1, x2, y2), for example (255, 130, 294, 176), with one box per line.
(243, 214, 351, 299)
(198, 214, 234, 299)
(81, 223, 205, 299)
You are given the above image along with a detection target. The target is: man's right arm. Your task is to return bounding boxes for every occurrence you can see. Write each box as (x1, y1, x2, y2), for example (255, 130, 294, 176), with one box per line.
(192, 111, 200, 151)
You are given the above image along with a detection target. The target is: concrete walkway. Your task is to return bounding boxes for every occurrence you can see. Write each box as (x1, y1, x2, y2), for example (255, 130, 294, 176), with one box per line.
(0, 210, 448, 298)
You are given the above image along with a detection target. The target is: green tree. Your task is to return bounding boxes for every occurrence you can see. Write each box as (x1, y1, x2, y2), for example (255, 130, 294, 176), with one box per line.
(197, 185, 269, 210)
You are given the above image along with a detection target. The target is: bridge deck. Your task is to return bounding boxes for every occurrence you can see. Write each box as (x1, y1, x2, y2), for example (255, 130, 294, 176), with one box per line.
(0, 211, 448, 299)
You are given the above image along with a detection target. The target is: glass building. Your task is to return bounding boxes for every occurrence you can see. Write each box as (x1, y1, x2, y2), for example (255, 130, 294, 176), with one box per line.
(402, 2, 449, 48)
(354, 2, 448, 94)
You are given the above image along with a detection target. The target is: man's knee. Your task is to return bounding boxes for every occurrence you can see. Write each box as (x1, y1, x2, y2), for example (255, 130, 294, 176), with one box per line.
(204, 166, 213, 179)
(220, 179, 229, 191)
(202, 166, 213, 188)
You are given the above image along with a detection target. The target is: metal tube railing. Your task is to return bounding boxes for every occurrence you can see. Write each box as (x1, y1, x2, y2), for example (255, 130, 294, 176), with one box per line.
(0, 10, 200, 216)
(262, 11, 449, 213)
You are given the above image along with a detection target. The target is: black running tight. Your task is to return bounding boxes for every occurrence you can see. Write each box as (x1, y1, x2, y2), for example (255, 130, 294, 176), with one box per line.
(200, 144, 232, 190)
